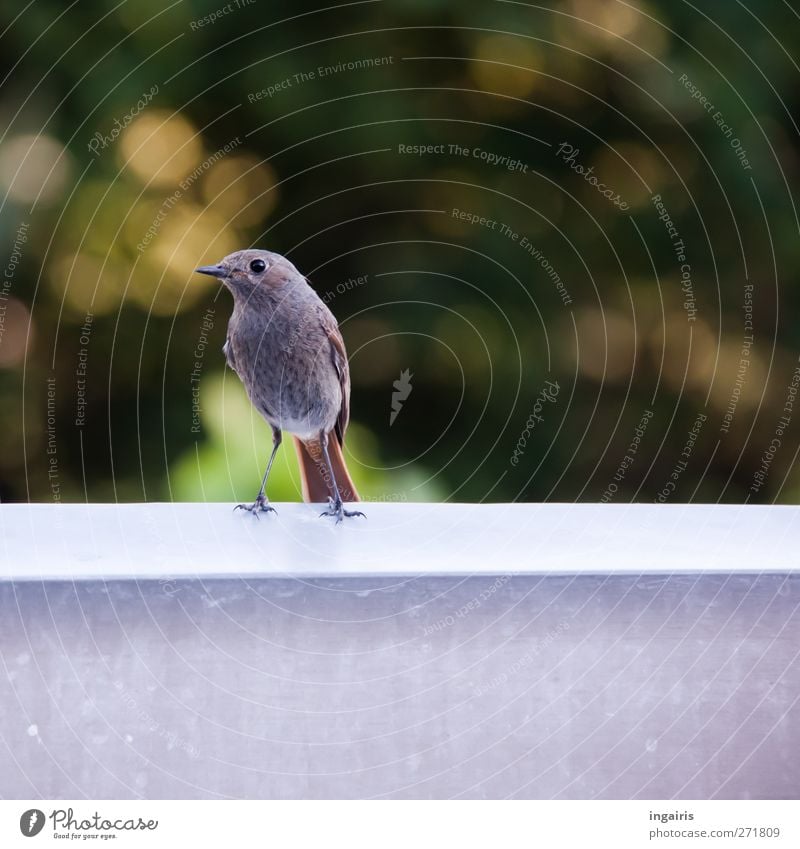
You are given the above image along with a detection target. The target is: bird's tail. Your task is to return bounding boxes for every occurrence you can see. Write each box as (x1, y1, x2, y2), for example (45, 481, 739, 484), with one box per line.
(293, 435, 360, 503)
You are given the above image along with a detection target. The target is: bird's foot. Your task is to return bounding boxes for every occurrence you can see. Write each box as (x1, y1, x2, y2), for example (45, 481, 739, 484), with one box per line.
(234, 494, 277, 518)
(320, 496, 366, 524)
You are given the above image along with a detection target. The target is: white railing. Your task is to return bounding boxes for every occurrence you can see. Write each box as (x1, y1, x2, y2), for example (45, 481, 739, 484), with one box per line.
(1, 502, 797, 579)
(1, 502, 797, 800)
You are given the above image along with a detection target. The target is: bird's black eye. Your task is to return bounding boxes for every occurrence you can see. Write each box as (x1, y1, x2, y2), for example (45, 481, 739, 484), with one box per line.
(249, 258, 267, 273)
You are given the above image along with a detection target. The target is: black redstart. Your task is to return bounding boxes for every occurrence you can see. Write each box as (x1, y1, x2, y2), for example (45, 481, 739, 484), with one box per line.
(195, 249, 364, 523)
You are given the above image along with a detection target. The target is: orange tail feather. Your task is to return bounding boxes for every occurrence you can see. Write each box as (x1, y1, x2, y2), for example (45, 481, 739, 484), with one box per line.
(293, 435, 360, 503)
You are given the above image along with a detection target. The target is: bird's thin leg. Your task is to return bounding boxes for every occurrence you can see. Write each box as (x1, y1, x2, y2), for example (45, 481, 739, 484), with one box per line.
(318, 430, 365, 524)
(235, 428, 282, 517)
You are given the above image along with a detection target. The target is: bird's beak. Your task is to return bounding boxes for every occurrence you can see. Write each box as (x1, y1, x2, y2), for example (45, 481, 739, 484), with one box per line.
(195, 264, 228, 279)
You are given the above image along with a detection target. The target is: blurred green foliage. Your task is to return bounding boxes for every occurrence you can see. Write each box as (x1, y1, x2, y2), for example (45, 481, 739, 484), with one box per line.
(1, 0, 799, 505)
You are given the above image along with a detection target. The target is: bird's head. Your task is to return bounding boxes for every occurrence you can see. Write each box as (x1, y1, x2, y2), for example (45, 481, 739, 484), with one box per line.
(195, 249, 301, 298)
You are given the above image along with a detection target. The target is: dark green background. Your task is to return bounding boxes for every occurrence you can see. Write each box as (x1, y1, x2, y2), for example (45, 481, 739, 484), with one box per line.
(1, 0, 798, 505)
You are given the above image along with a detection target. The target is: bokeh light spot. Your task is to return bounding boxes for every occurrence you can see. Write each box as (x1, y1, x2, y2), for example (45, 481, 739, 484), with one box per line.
(120, 111, 203, 187)
(0, 134, 72, 205)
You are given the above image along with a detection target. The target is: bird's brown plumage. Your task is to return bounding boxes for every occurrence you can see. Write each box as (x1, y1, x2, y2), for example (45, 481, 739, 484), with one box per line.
(195, 249, 362, 520)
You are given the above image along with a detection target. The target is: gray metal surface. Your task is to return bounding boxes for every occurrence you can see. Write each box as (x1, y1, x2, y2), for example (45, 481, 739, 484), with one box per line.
(1, 574, 798, 799)
(3, 503, 798, 580)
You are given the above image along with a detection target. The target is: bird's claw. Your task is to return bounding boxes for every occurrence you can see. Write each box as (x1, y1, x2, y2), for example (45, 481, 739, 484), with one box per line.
(234, 495, 277, 518)
(319, 496, 366, 524)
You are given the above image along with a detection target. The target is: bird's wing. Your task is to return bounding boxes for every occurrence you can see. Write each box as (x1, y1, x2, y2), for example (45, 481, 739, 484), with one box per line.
(222, 337, 238, 374)
(318, 306, 350, 446)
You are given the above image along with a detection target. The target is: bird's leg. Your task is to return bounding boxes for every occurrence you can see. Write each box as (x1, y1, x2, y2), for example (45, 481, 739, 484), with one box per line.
(235, 428, 281, 517)
(317, 430, 365, 524)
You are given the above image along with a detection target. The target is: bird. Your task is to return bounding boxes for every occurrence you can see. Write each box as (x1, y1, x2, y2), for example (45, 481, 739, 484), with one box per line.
(195, 249, 364, 523)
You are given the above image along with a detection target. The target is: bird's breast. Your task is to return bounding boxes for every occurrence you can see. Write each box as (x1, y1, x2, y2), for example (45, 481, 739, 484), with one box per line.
(226, 308, 340, 438)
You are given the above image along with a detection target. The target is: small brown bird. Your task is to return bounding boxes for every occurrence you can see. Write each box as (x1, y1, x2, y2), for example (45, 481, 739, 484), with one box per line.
(195, 249, 364, 523)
